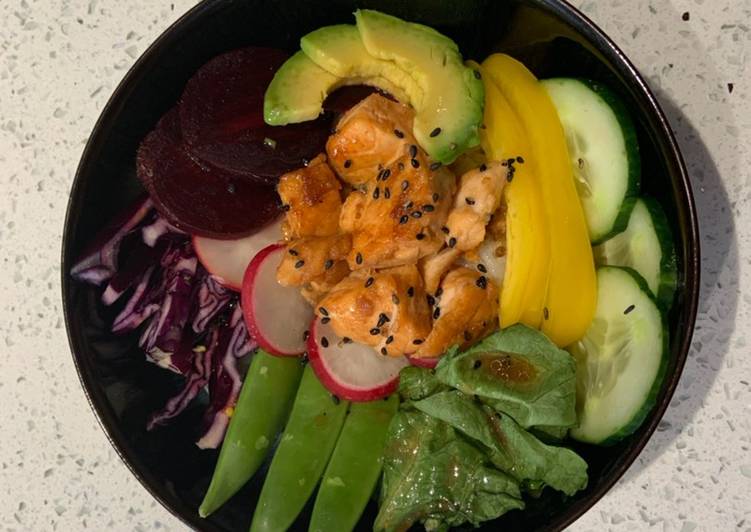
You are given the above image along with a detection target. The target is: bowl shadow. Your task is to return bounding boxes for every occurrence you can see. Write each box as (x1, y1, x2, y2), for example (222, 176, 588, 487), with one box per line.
(622, 84, 739, 482)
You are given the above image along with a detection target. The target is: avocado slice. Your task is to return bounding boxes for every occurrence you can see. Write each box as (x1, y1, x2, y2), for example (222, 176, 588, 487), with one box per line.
(264, 10, 483, 164)
(354, 9, 483, 163)
(301, 24, 418, 105)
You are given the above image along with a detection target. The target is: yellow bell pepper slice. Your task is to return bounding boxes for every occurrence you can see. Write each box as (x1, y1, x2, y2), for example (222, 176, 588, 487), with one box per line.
(468, 60, 550, 329)
(481, 53, 597, 347)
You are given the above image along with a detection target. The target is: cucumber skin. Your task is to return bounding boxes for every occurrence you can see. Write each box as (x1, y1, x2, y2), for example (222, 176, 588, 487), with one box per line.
(546, 78, 641, 244)
(573, 266, 669, 446)
(640, 197, 679, 310)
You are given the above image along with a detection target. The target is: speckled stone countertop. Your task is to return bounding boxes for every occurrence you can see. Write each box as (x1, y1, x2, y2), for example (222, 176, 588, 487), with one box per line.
(1, 0, 749, 530)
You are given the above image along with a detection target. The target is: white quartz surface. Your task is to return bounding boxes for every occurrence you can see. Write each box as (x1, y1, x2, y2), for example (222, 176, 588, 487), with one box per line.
(1, 0, 749, 530)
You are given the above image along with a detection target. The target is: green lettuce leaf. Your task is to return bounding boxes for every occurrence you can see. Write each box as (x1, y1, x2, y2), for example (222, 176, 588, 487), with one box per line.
(375, 410, 524, 532)
(412, 390, 588, 496)
(435, 324, 577, 430)
(397, 365, 449, 401)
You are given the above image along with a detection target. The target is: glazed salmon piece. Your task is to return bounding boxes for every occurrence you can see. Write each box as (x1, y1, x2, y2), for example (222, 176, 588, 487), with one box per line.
(277, 154, 342, 238)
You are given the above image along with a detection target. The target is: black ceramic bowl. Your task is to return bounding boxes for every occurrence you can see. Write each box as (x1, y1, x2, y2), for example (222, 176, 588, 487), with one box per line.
(62, 1, 699, 530)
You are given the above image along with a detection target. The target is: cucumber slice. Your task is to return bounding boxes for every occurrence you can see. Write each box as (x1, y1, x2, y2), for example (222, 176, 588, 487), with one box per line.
(542, 78, 640, 243)
(569, 267, 667, 445)
(593, 197, 677, 309)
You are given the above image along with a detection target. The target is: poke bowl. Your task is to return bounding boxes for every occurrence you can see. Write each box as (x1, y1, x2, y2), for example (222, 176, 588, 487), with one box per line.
(61, 1, 699, 531)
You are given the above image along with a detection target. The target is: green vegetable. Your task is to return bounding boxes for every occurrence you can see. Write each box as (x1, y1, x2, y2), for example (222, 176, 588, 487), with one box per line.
(569, 266, 667, 445)
(250, 366, 349, 532)
(375, 410, 524, 532)
(309, 395, 399, 532)
(435, 325, 577, 431)
(413, 390, 588, 496)
(199, 350, 303, 518)
(397, 365, 448, 401)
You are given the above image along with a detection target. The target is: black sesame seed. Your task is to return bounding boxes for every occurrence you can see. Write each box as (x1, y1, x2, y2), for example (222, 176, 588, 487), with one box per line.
(422, 204, 435, 212)
(321, 336, 329, 348)
(288, 248, 299, 256)
(377, 313, 390, 327)
(321, 316, 331, 324)
(411, 210, 423, 219)
(476, 276, 487, 289)
(410, 158, 420, 169)
(324, 259, 334, 270)
(480, 163, 487, 172)
(516, 156, 525, 164)
(430, 162, 442, 171)
(370, 327, 381, 336)
(394, 128, 404, 138)
(412, 339, 424, 345)
(409, 145, 418, 158)
(402, 180, 410, 191)
(407, 286, 415, 297)
(448, 237, 457, 248)
(416, 232, 425, 240)
(392, 293, 400, 305)
(543, 307, 550, 320)
(427, 295, 436, 306)
(295, 259, 305, 269)
(432, 192, 440, 202)
(300, 352, 309, 365)
(332, 394, 340, 404)
(343, 159, 352, 168)
(386, 335, 394, 345)
(473, 359, 482, 369)
(473, 69, 482, 80)
(399, 215, 409, 224)
(433, 307, 441, 319)
(382, 168, 391, 180)
(384, 187, 391, 199)
(441, 226, 450, 234)
(506, 170, 515, 183)
(342, 336, 352, 344)
(377, 169, 385, 181)
(477, 263, 487, 273)
(682, 11, 689, 21)
(430, 127, 442, 137)
(303, 330, 310, 341)
(624, 304, 636, 315)
(463, 330, 472, 341)
(405, 201, 414, 209)
(381, 347, 388, 356)
(465, 197, 476, 206)
(365, 277, 375, 288)
(507, 158, 516, 166)
(373, 187, 380, 199)
(435, 287, 443, 298)
(282, 204, 291, 212)
(319, 306, 329, 316)
(356, 252, 363, 265)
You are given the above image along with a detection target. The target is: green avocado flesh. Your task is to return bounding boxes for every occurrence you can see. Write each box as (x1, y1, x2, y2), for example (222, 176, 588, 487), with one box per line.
(263, 10, 484, 164)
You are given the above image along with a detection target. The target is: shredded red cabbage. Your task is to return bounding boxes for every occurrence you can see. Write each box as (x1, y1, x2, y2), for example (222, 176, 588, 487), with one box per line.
(71, 200, 257, 448)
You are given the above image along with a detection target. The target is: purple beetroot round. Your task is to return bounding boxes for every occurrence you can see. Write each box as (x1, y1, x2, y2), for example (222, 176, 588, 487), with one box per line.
(136, 107, 280, 239)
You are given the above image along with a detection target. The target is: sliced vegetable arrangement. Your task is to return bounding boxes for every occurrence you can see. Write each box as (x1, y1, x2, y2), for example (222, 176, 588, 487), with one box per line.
(71, 8, 681, 531)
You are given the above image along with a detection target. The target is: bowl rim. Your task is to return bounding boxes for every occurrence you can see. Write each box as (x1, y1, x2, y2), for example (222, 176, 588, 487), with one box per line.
(60, 0, 700, 530)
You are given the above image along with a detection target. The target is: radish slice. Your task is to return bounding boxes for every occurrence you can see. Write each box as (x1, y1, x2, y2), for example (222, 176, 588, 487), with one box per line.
(308, 318, 409, 401)
(241, 244, 312, 356)
(194, 219, 283, 290)
(407, 355, 439, 369)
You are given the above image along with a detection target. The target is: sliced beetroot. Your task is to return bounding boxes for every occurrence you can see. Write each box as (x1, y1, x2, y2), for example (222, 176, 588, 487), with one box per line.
(179, 47, 332, 184)
(137, 107, 281, 239)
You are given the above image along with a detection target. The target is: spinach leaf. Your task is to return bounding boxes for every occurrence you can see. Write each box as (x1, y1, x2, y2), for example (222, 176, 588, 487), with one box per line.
(435, 324, 577, 430)
(413, 390, 588, 496)
(398, 365, 449, 401)
(375, 410, 524, 532)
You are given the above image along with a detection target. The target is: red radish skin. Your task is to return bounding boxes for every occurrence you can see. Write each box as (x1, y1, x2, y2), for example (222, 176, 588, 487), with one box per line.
(137, 108, 280, 239)
(193, 218, 283, 291)
(241, 244, 313, 356)
(307, 318, 409, 401)
(407, 355, 440, 369)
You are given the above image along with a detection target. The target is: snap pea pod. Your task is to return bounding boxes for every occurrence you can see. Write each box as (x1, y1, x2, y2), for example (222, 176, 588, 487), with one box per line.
(250, 365, 349, 532)
(199, 350, 303, 518)
(309, 394, 399, 532)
